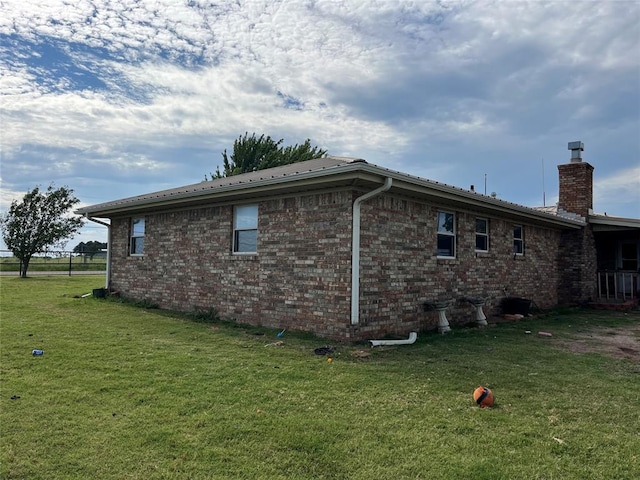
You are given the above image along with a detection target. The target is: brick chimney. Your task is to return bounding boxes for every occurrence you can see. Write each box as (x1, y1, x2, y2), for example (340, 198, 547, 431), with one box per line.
(557, 141, 594, 218)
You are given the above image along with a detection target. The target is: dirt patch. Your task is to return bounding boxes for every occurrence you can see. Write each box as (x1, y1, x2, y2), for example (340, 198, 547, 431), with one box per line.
(558, 323, 640, 362)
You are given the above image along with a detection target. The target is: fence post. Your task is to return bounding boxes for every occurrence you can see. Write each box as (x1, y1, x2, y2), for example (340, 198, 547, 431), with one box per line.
(69, 251, 72, 276)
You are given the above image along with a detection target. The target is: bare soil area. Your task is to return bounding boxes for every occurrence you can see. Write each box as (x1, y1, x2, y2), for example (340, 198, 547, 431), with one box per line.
(559, 322, 640, 362)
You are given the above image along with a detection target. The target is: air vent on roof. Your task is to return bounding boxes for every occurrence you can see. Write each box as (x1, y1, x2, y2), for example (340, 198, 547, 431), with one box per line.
(351, 158, 368, 163)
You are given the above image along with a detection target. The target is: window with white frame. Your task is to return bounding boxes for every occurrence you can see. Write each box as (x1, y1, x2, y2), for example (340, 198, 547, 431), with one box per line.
(437, 211, 455, 258)
(513, 224, 524, 255)
(130, 217, 145, 255)
(233, 205, 258, 253)
(475, 218, 489, 252)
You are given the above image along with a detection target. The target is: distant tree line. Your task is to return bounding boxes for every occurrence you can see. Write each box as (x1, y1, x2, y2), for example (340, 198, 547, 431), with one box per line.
(73, 241, 107, 260)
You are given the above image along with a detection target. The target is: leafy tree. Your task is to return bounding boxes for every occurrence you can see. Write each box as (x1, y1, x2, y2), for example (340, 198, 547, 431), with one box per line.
(0, 185, 84, 277)
(73, 241, 107, 260)
(208, 133, 327, 179)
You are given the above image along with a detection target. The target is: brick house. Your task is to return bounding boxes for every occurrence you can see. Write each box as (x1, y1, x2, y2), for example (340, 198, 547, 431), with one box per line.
(77, 142, 639, 341)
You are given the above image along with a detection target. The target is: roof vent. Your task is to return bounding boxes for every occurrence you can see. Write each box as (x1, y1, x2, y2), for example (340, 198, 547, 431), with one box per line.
(568, 141, 584, 162)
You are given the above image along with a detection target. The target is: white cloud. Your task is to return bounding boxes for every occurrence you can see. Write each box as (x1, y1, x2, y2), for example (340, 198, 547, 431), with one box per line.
(0, 0, 638, 220)
(594, 165, 640, 216)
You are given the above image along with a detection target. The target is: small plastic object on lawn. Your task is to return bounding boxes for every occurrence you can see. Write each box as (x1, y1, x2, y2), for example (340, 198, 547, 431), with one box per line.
(32, 349, 44, 356)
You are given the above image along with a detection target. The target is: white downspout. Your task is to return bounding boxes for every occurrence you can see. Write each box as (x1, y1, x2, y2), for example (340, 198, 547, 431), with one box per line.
(85, 216, 111, 289)
(351, 177, 393, 325)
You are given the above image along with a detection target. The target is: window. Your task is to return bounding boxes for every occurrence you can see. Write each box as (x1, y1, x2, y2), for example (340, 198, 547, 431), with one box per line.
(513, 225, 524, 255)
(130, 217, 145, 255)
(437, 211, 455, 257)
(620, 242, 638, 271)
(475, 218, 489, 252)
(233, 205, 258, 253)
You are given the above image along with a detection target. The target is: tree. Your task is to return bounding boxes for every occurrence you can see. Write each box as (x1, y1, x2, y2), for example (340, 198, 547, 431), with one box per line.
(0, 185, 84, 277)
(73, 241, 107, 260)
(208, 133, 327, 179)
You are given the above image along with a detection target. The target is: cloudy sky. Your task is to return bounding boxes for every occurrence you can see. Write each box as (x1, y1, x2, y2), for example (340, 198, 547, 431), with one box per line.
(1, 0, 639, 249)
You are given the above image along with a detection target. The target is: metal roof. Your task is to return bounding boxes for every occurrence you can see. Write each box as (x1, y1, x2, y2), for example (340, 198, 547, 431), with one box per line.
(76, 156, 586, 229)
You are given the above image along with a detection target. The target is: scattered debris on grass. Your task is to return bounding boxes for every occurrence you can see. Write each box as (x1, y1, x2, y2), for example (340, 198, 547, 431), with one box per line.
(314, 346, 334, 355)
(538, 331, 553, 337)
(265, 340, 284, 347)
(350, 350, 371, 358)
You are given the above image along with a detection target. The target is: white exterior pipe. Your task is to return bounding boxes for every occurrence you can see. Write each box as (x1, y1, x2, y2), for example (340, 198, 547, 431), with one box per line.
(370, 331, 417, 347)
(85, 216, 111, 289)
(351, 177, 393, 325)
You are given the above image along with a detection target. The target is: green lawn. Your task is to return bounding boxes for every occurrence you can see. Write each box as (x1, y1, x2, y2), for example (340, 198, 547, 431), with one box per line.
(1, 276, 639, 479)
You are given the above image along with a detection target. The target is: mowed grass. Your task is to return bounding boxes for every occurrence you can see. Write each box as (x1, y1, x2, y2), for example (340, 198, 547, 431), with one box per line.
(1, 276, 639, 479)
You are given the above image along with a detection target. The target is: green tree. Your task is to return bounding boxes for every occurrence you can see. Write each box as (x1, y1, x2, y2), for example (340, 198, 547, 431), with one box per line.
(0, 185, 84, 277)
(208, 133, 327, 179)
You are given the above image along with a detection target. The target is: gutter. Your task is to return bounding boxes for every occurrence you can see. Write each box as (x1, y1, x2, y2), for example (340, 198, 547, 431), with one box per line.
(76, 161, 584, 229)
(84, 216, 111, 289)
(351, 177, 393, 325)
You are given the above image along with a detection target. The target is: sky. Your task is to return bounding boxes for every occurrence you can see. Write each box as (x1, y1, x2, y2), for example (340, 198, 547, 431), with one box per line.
(1, 0, 639, 250)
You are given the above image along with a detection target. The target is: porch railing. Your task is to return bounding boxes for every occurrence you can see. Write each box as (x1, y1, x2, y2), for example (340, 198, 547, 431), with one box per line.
(597, 271, 638, 301)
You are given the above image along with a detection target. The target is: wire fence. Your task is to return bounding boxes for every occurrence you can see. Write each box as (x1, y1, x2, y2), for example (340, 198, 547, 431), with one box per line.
(0, 250, 107, 275)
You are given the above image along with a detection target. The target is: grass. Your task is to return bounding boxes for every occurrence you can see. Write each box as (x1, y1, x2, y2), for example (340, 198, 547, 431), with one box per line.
(1, 276, 639, 479)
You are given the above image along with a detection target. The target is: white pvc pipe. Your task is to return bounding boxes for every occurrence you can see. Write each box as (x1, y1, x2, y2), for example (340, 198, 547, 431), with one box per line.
(351, 177, 393, 325)
(370, 331, 417, 347)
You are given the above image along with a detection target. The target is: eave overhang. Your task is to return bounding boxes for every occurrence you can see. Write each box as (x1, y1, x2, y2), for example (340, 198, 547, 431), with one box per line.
(76, 160, 585, 230)
(589, 214, 640, 232)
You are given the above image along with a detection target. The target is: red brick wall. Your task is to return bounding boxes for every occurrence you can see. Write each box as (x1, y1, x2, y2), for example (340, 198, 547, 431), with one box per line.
(110, 192, 354, 339)
(355, 195, 562, 339)
(557, 226, 598, 304)
(556, 161, 597, 304)
(558, 162, 594, 217)
(109, 190, 564, 341)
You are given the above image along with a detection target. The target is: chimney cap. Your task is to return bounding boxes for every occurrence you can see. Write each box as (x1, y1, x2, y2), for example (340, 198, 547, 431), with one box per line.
(568, 141, 584, 162)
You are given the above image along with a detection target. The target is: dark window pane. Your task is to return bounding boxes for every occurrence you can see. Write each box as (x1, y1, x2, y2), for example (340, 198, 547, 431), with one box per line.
(514, 225, 523, 239)
(514, 239, 523, 254)
(437, 234, 455, 257)
(235, 230, 257, 253)
(476, 235, 488, 251)
(132, 237, 144, 255)
(476, 218, 487, 234)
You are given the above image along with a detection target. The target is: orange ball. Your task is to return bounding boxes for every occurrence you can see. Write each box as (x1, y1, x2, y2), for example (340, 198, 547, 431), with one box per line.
(473, 386, 494, 408)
